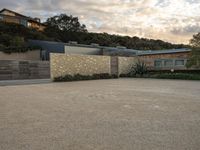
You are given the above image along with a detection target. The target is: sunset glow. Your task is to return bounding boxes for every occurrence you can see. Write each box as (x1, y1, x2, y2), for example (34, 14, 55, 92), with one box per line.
(1, 0, 200, 44)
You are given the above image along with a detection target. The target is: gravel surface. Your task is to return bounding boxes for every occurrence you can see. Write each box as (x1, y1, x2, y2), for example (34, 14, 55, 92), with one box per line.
(0, 78, 200, 150)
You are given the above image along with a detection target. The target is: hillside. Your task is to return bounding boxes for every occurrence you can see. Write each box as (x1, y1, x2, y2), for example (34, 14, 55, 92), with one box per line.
(0, 21, 188, 53)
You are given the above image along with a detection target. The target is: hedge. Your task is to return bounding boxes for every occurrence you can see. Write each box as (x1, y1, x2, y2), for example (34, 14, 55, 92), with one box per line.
(151, 73, 200, 80)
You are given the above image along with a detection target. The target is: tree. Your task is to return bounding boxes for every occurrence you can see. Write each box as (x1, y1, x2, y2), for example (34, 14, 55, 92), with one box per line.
(43, 14, 187, 50)
(45, 14, 87, 32)
(187, 33, 200, 68)
(190, 33, 200, 47)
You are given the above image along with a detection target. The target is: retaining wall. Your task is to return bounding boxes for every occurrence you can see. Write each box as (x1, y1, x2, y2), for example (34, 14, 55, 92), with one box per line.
(0, 50, 41, 61)
(0, 60, 50, 80)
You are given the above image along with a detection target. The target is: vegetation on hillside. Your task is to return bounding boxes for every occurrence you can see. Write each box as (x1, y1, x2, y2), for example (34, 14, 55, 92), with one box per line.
(43, 14, 187, 50)
(0, 22, 49, 53)
(0, 13, 189, 53)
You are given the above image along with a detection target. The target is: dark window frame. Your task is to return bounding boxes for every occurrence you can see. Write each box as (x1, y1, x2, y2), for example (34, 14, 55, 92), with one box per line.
(164, 59, 173, 67)
(154, 60, 162, 68)
(175, 59, 185, 66)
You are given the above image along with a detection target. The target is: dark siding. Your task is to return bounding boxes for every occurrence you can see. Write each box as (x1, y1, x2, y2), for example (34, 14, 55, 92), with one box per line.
(28, 40, 65, 60)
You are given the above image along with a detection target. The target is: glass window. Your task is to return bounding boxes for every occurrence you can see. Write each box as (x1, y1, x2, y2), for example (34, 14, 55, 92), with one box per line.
(164, 60, 173, 67)
(20, 19, 27, 27)
(27, 22, 31, 27)
(154, 60, 162, 67)
(0, 16, 3, 20)
(175, 60, 184, 66)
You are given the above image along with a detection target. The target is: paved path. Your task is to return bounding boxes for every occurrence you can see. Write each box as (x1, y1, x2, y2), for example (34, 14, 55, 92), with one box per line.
(0, 79, 51, 86)
(0, 78, 200, 150)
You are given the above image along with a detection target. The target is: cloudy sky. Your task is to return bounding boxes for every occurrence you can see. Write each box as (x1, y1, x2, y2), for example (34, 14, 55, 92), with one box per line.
(1, 0, 200, 44)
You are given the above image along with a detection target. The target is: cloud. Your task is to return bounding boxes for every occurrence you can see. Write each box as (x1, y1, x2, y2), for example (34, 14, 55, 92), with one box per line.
(171, 24, 200, 35)
(155, 0, 170, 7)
(0, 0, 200, 44)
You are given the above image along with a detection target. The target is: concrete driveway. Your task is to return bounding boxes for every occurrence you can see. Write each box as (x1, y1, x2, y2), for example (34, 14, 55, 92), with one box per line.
(0, 78, 200, 150)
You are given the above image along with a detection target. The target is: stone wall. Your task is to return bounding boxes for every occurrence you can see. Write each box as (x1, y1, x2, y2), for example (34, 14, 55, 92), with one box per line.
(0, 60, 50, 80)
(118, 56, 138, 75)
(0, 50, 41, 61)
(50, 53, 111, 79)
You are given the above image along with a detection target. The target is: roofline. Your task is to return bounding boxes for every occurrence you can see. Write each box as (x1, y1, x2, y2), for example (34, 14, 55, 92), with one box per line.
(28, 40, 191, 54)
(0, 8, 45, 25)
(65, 43, 102, 49)
(137, 49, 191, 56)
(0, 8, 29, 19)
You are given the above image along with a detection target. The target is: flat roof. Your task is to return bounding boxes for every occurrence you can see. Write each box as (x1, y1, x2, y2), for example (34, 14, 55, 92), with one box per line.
(137, 48, 191, 55)
(29, 39, 191, 55)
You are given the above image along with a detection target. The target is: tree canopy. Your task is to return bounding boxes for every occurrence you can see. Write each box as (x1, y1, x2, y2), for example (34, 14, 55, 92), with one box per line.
(45, 14, 87, 32)
(44, 14, 187, 50)
(0, 22, 48, 53)
(190, 33, 200, 47)
(187, 33, 200, 68)
(0, 13, 189, 52)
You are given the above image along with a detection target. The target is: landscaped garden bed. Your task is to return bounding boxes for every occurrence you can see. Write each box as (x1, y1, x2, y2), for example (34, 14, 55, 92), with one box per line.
(54, 73, 118, 82)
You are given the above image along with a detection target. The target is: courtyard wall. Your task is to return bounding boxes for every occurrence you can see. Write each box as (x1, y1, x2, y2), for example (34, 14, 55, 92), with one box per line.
(118, 57, 138, 75)
(50, 53, 139, 79)
(50, 53, 111, 79)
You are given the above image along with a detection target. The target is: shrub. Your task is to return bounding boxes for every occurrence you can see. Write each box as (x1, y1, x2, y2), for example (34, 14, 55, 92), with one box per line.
(53, 73, 117, 82)
(119, 73, 132, 77)
(9, 36, 25, 47)
(129, 60, 148, 77)
(0, 44, 6, 51)
(0, 33, 12, 46)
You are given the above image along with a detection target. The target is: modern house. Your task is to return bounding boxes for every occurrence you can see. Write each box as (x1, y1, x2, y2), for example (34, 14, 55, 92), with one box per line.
(137, 49, 191, 70)
(28, 39, 191, 71)
(0, 8, 46, 31)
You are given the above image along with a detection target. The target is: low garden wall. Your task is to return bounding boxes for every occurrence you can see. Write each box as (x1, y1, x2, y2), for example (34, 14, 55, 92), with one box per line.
(0, 50, 41, 61)
(50, 53, 111, 79)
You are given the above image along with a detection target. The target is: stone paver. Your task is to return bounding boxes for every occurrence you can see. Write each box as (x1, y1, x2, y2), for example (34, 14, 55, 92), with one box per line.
(0, 78, 200, 150)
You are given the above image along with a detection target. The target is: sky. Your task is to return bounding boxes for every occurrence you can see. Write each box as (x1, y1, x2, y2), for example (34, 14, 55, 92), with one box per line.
(1, 0, 200, 44)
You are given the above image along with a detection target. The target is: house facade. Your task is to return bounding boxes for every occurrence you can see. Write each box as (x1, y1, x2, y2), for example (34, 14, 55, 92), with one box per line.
(0, 8, 46, 31)
(137, 49, 191, 70)
(28, 40, 192, 71)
